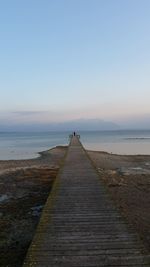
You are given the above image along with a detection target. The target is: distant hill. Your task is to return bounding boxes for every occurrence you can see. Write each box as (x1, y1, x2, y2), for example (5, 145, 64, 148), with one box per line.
(51, 119, 120, 131)
(0, 119, 120, 132)
(120, 115, 150, 130)
(1, 115, 150, 132)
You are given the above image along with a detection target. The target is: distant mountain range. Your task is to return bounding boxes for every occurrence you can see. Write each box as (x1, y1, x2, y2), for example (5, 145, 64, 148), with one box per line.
(50, 119, 119, 131)
(0, 119, 120, 132)
(1, 116, 150, 132)
(119, 115, 150, 130)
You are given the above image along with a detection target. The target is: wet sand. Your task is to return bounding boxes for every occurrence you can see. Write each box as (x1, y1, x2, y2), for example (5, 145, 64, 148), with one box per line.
(0, 146, 150, 266)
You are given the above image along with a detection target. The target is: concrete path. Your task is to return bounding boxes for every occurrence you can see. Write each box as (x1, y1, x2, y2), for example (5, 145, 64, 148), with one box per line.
(23, 136, 150, 266)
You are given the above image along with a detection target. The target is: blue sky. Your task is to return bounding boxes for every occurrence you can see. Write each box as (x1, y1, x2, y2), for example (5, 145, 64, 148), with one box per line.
(0, 0, 150, 127)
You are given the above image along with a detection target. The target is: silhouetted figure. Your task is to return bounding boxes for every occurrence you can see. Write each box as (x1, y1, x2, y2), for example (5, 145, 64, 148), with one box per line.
(73, 132, 76, 136)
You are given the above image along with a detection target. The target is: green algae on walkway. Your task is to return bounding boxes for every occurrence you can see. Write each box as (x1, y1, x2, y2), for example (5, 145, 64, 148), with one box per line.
(23, 136, 150, 266)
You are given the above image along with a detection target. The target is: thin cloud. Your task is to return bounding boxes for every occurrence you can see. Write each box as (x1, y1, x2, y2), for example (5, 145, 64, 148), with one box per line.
(12, 111, 49, 116)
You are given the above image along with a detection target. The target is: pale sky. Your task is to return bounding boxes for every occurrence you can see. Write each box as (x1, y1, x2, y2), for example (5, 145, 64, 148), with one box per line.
(0, 0, 150, 127)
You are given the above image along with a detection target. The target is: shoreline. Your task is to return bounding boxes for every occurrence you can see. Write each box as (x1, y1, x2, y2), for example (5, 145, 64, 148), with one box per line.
(0, 146, 150, 266)
(1, 145, 150, 179)
(0, 145, 67, 171)
(1, 147, 150, 163)
(1, 141, 150, 161)
(85, 143, 150, 155)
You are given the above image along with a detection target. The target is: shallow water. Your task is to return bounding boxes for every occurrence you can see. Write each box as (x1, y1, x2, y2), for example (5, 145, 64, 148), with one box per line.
(0, 132, 69, 160)
(81, 130, 150, 155)
(0, 130, 150, 160)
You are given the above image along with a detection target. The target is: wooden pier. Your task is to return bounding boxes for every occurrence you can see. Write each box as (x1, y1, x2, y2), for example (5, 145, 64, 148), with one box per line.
(23, 135, 150, 266)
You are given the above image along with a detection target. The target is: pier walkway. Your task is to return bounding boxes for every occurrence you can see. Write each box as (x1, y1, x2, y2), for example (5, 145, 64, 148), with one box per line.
(23, 135, 150, 266)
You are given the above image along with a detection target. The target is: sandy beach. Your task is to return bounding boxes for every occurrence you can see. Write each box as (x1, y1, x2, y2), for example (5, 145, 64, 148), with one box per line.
(0, 146, 150, 266)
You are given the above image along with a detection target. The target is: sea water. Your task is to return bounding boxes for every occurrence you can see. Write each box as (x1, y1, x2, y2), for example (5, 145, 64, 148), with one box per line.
(81, 130, 150, 155)
(0, 130, 150, 160)
(0, 132, 69, 160)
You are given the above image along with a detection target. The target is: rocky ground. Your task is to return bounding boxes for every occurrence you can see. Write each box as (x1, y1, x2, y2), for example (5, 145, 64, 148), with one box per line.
(0, 146, 66, 267)
(1, 147, 150, 266)
(88, 150, 150, 252)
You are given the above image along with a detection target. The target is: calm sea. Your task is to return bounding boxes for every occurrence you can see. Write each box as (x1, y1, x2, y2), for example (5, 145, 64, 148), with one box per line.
(0, 130, 150, 160)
